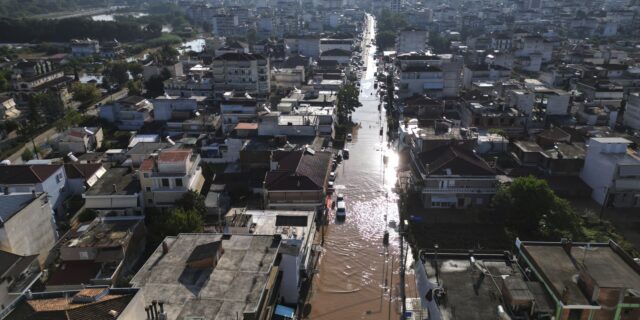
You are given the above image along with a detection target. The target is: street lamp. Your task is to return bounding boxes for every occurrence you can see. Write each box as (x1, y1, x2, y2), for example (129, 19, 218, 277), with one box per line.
(434, 243, 440, 286)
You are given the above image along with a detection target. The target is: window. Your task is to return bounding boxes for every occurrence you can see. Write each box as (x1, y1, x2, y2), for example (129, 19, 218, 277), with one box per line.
(146, 187, 151, 192)
(162, 179, 170, 187)
(175, 179, 183, 187)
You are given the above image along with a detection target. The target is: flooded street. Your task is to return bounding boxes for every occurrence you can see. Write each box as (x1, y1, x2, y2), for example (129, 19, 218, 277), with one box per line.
(308, 15, 416, 319)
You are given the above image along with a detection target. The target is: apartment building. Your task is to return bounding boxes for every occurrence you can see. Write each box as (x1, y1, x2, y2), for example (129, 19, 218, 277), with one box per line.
(212, 52, 271, 95)
(138, 149, 205, 207)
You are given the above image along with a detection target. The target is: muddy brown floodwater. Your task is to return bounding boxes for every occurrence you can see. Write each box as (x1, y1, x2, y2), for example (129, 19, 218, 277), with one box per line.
(307, 14, 417, 320)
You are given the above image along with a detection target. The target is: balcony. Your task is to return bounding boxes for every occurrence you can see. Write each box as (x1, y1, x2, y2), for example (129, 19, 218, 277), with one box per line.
(422, 187, 497, 194)
(614, 179, 640, 190)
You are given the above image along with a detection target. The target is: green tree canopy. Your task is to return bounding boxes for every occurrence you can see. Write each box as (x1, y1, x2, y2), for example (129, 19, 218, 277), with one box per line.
(72, 83, 101, 106)
(176, 191, 207, 216)
(144, 75, 165, 97)
(492, 176, 583, 240)
(336, 84, 362, 124)
(103, 62, 130, 88)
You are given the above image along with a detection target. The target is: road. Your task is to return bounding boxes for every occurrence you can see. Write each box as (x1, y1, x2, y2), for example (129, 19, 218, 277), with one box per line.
(307, 14, 417, 319)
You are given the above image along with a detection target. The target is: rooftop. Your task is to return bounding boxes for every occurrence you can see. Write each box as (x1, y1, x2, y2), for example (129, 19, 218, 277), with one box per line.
(130, 234, 280, 320)
(0, 164, 62, 185)
(62, 216, 143, 249)
(6, 287, 137, 320)
(84, 167, 140, 196)
(421, 251, 526, 320)
(0, 193, 45, 225)
(520, 241, 640, 306)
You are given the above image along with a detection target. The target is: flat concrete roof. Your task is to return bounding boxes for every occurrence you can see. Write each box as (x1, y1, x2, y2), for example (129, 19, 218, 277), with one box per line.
(131, 234, 280, 319)
(522, 242, 640, 306)
(422, 252, 524, 320)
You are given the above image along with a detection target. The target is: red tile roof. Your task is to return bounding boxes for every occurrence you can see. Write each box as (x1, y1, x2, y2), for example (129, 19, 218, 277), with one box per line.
(139, 158, 154, 171)
(0, 165, 62, 184)
(64, 164, 103, 179)
(235, 122, 259, 130)
(158, 150, 191, 162)
(264, 151, 332, 191)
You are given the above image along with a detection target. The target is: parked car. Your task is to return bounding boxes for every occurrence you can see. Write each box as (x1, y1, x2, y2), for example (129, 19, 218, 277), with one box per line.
(343, 149, 350, 159)
(346, 133, 353, 141)
(336, 195, 346, 218)
(329, 172, 336, 181)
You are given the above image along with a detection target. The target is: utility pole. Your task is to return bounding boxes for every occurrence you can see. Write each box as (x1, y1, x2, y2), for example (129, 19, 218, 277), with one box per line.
(399, 215, 406, 319)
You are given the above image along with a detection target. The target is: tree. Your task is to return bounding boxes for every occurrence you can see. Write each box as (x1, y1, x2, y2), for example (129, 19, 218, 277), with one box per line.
(127, 62, 144, 80)
(27, 92, 63, 127)
(72, 83, 101, 106)
(55, 109, 83, 132)
(491, 176, 583, 240)
(144, 74, 165, 97)
(126, 79, 143, 96)
(153, 208, 204, 238)
(336, 84, 362, 124)
(21, 148, 34, 161)
(103, 62, 130, 88)
(176, 191, 207, 216)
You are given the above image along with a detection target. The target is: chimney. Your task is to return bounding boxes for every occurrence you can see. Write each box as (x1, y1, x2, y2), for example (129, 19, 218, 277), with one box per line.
(3, 187, 8, 195)
(162, 241, 169, 254)
(159, 301, 164, 314)
(561, 238, 573, 255)
(32, 190, 37, 198)
(112, 184, 118, 193)
(152, 301, 158, 319)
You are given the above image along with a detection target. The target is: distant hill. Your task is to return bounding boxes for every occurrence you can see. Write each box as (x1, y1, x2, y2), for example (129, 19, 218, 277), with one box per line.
(0, 0, 128, 18)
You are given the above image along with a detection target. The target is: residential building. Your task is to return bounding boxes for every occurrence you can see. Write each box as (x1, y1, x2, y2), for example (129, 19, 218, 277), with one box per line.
(211, 14, 239, 36)
(138, 149, 204, 207)
(319, 38, 353, 53)
(580, 137, 640, 207)
(396, 29, 429, 54)
(0, 192, 56, 265)
(64, 163, 107, 196)
(212, 53, 271, 95)
(517, 239, 640, 320)
(258, 112, 326, 137)
(54, 127, 103, 154)
(575, 79, 624, 103)
(151, 96, 199, 122)
(415, 250, 533, 320)
(129, 234, 282, 320)
(99, 96, 153, 131)
(0, 250, 41, 317)
(70, 39, 100, 57)
(458, 94, 526, 136)
(397, 53, 462, 98)
(263, 150, 332, 210)
(0, 164, 67, 215)
(46, 216, 146, 291)
(319, 48, 352, 65)
(125, 142, 171, 167)
(1, 97, 20, 120)
(83, 167, 142, 214)
(228, 209, 318, 304)
(220, 92, 261, 134)
(462, 64, 512, 89)
(285, 37, 321, 59)
(623, 92, 640, 130)
(410, 143, 497, 209)
(272, 67, 306, 91)
(4, 287, 139, 320)
(163, 76, 215, 98)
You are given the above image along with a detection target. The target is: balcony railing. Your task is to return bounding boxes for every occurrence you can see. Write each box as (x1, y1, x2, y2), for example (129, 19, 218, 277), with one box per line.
(422, 187, 497, 194)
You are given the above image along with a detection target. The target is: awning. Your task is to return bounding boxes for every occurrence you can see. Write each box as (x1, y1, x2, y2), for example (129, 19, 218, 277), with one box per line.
(431, 195, 457, 203)
(274, 305, 295, 319)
